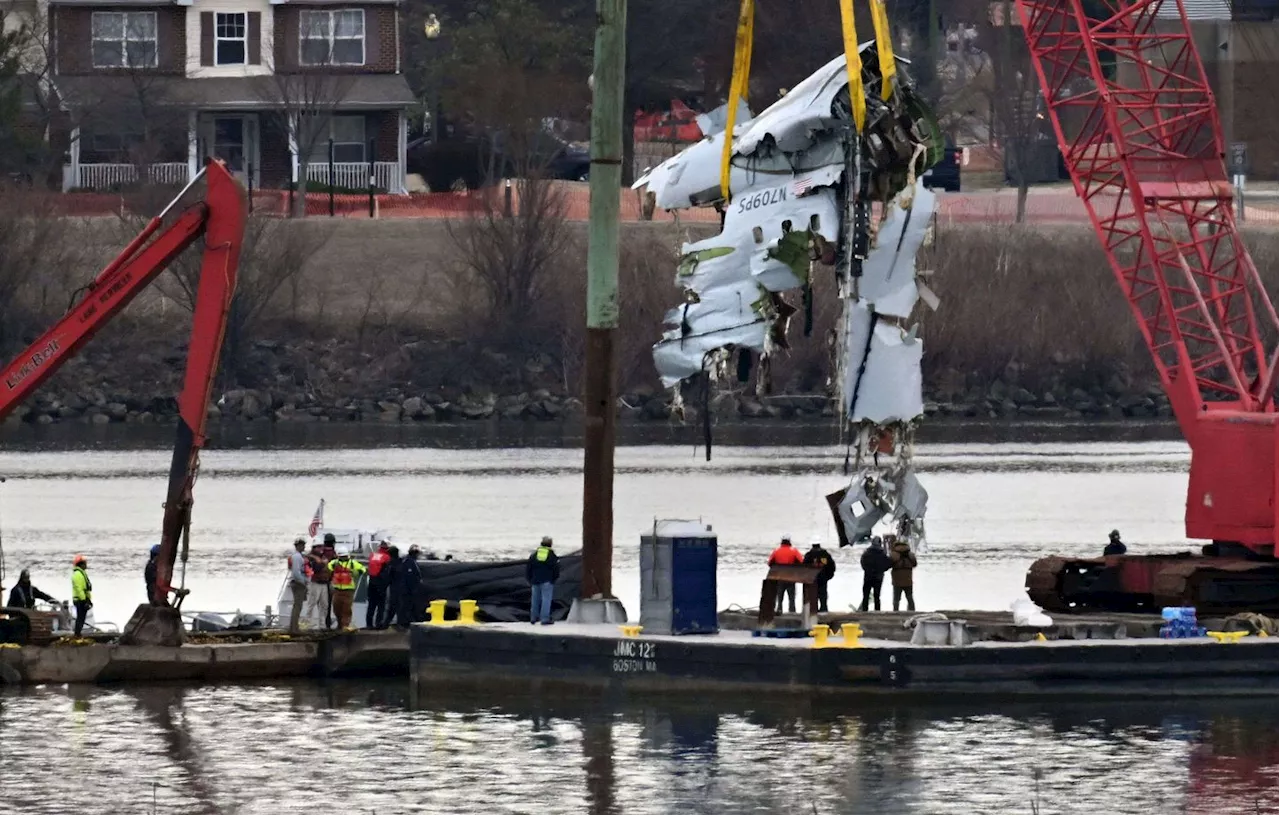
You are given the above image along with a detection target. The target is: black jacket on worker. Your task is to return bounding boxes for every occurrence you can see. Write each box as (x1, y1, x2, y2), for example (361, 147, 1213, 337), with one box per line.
(7, 573, 56, 609)
(395, 552, 423, 626)
(860, 545, 892, 578)
(525, 547, 560, 585)
(803, 546, 836, 582)
(144, 558, 158, 605)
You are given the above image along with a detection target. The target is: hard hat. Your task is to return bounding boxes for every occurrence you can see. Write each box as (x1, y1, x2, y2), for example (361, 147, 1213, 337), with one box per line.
(781, 534, 792, 543)
(1109, 529, 1121, 539)
(540, 536, 553, 546)
(73, 554, 87, 565)
(150, 544, 161, 556)
(808, 535, 823, 547)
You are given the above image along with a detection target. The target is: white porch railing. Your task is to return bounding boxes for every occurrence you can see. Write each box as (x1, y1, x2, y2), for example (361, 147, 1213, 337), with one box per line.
(76, 162, 190, 190)
(306, 161, 401, 193)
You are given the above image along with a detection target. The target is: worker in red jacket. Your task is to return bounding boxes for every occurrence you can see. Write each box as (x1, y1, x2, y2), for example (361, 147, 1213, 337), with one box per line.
(768, 536, 804, 614)
(366, 541, 392, 629)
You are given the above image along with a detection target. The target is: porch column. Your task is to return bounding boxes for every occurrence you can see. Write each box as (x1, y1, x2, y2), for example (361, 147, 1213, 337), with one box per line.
(187, 111, 198, 182)
(64, 126, 81, 191)
(396, 109, 408, 194)
(288, 111, 299, 183)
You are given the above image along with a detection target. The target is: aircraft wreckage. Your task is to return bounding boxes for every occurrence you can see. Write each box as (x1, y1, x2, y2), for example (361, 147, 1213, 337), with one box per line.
(633, 44, 943, 552)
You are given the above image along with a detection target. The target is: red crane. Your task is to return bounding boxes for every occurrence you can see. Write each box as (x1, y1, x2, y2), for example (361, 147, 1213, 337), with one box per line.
(1015, 0, 1277, 612)
(0, 161, 246, 639)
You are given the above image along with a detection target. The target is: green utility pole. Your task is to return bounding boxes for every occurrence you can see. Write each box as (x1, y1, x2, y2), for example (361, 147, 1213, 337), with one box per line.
(581, 0, 626, 600)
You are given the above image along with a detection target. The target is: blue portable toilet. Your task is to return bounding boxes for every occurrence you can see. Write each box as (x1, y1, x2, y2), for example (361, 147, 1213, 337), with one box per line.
(639, 519, 718, 635)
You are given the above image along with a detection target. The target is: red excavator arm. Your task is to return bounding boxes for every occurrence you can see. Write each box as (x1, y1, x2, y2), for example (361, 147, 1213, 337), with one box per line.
(0, 161, 246, 606)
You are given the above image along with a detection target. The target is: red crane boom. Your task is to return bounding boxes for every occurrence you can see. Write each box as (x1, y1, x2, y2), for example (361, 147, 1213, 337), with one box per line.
(0, 161, 246, 620)
(1016, 0, 1277, 613)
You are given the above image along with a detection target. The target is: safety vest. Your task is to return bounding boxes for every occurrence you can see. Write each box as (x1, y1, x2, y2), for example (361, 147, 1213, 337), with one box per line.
(328, 556, 366, 590)
(71, 567, 92, 602)
(535, 546, 551, 562)
(369, 550, 390, 577)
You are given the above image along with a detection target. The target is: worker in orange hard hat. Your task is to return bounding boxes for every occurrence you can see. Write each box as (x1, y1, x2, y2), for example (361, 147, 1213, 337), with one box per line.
(70, 554, 93, 637)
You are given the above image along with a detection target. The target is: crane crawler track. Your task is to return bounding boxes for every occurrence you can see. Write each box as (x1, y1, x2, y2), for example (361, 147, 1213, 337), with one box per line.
(1027, 555, 1278, 616)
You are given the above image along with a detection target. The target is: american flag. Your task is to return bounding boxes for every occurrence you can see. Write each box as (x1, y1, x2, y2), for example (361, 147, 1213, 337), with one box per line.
(790, 176, 816, 197)
(308, 499, 325, 538)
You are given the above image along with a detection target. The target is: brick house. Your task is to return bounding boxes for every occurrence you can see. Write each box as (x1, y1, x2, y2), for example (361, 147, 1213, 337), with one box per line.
(47, 0, 415, 192)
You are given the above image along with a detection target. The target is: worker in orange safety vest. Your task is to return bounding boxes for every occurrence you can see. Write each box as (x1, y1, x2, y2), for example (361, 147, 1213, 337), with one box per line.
(365, 541, 392, 629)
(327, 549, 368, 630)
(767, 536, 804, 614)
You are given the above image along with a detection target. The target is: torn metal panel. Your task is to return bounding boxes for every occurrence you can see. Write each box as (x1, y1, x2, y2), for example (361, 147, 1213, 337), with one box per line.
(654, 319, 767, 388)
(695, 98, 753, 138)
(675, 183, 841, 295)
(850, 322, 924, 424)
(834, 476, 889, 544)
(663, 280, 771, 337)
(894, 471, 929, 521)
(858, 179, 937, 318)
(840, 300, 875, 414)
(734, 54, 852, 156)
(632, 130, 845, 210)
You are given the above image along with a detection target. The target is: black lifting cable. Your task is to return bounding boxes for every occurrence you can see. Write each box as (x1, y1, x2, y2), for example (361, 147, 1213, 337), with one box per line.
(0, 476, 7, 589)
(702, 371, 713, 462)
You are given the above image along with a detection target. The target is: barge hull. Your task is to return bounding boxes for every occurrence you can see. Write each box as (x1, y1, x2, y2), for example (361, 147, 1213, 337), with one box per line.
(410, 624, 1278, 699)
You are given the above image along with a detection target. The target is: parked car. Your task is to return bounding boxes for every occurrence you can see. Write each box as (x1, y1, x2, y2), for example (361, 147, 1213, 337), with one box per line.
(407, 130, 590, 192)
(922, 139, 961, 192)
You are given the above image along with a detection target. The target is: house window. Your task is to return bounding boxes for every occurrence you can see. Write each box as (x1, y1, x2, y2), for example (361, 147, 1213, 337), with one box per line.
(91, 12, 158, 68)
(215, 12, 247, 65)
(299, 9, 364, 66)
(310, 115, 366, 163)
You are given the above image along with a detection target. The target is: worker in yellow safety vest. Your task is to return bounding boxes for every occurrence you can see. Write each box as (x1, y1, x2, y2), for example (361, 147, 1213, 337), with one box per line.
(327, 550, 368, 630)
(70, 554, 93, 637)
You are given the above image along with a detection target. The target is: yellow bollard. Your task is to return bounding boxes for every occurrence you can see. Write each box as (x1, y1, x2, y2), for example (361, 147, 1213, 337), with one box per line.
(459, 599, 478, 625)
(809, 624, 830, 648)
(1258, 630, 1270, 637)
(839, 623, 863, 648)
(428, 599, 447, 625)
(1035, 633, 1047, 642)
(619, 625, 643, 637)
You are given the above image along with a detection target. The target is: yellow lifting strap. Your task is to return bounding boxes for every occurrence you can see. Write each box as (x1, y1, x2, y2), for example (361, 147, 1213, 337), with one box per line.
(719, 0, 756, 202)
(720, 0, 892, 193)
(869, 0, 895, 100)
(838, 0, 867, 132)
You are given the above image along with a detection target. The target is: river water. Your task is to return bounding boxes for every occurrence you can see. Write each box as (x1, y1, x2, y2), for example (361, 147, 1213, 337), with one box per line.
(0, 421, 1276, 813)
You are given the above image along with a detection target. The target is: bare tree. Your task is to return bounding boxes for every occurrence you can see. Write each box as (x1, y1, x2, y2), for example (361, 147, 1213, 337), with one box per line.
(445, 171, 572, 343)
(154, 215, 330, 384)
(976, 0, 1047, 222)
(0, 184, 85, 357)
(254, 68, 356, 217)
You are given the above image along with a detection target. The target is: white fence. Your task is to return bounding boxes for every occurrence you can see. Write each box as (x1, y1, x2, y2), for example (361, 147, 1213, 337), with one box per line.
(306, 161, 401, 192)
(74, 162, 190, 189)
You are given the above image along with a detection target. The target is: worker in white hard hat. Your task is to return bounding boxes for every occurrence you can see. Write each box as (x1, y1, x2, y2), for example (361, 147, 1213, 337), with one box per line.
(767, 535, 804, 614)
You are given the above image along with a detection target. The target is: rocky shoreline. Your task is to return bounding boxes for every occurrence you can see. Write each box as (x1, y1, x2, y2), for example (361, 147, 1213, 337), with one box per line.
(4, 338, 1174, 428)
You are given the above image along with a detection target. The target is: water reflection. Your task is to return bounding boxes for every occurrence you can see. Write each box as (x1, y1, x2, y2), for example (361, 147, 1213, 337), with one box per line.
(6, 681, 1271, 815)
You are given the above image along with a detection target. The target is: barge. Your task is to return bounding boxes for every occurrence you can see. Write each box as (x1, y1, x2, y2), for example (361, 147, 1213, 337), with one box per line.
(410, 622, 1278, 700)
(0, 629, 408, 685)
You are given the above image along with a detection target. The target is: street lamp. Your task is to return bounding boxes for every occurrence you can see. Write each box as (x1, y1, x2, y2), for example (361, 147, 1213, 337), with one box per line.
(424, 14, 442, 143)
